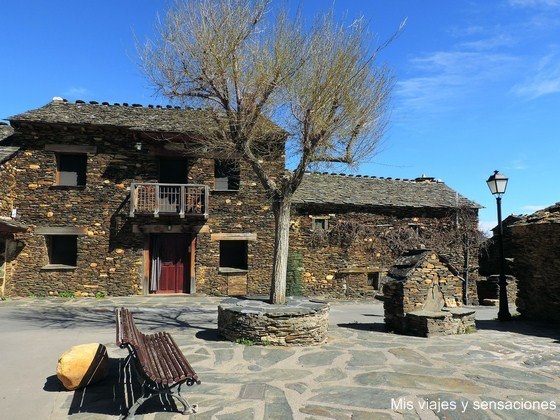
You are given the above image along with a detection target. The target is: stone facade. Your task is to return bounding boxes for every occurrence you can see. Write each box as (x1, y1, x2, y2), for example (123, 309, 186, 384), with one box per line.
(1, 100, 282, 297)
(510, 203, 560, 323)
(0, 99, 481, 299)
(289, 205, 479, 302)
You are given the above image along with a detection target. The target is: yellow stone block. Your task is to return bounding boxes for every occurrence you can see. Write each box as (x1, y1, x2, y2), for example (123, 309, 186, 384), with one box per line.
(115, 249, 125, 254)
(56, 343, 109, 391)
(28, 183, 38, 189)
(326, 275, 334, 280)
(29, 164, 40, 169)
(47, 212, 54, 217)
(90, 263, 98, 268)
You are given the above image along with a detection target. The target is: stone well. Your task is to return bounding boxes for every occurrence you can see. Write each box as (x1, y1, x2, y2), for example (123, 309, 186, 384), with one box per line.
(217, 297, 329, 346)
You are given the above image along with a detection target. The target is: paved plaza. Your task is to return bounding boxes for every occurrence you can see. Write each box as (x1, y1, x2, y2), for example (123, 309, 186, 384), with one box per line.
(1, 296, 559, 419)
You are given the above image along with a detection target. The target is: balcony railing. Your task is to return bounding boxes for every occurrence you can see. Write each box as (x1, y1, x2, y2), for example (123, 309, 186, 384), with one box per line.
(130, 183, 209, 218)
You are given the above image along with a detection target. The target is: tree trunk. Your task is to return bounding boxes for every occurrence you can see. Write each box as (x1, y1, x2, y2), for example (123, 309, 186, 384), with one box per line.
(270, 198, 292, 304)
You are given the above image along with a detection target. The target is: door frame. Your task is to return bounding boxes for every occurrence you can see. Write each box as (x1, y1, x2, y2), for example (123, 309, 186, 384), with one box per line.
(143, 231, 196, 295)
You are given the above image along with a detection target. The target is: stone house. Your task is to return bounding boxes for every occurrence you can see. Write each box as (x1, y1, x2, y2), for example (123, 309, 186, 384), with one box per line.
(290, 172, 481, 302)
(510, 203, 560, 323)
(0, 98, 481, 299)
(0, 99, 284, 297)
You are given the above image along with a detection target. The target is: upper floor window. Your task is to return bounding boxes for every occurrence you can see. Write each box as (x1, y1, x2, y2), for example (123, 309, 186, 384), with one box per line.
(45, 144, 96, 187)
(312, 217, 329, 231)
(214, 160, 240, 191)
(56, 154, 87, 186)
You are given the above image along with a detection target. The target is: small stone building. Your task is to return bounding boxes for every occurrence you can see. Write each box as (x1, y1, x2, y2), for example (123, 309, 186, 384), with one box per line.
(382, 249, 475, 336)
(511, 203, 560, 323)
(290, 173, 481, 301)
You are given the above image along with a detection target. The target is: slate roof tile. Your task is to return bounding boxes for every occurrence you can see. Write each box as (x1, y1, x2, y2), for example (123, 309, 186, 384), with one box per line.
(8, 98, 284, 137)
(293, 172, 481, 210)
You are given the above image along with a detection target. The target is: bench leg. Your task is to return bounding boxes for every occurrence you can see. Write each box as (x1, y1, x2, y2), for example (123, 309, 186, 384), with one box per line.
(122, 384, 198, 419)
(171, 384, 198, 415)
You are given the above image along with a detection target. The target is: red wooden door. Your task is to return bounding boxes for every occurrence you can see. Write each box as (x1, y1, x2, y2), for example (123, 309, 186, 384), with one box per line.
(156, 234, 190, 293)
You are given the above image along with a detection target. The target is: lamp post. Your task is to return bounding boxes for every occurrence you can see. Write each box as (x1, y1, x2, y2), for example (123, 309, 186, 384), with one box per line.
(486, 170, 512, 321)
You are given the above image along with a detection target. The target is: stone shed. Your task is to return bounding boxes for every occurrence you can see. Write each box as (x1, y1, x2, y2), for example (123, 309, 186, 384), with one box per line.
(383, 249, 475, 337)
(511, 203, 560, 323)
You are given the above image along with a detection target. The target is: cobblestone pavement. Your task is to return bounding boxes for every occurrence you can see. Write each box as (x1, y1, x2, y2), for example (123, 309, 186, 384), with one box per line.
(1, 296, 559, 419)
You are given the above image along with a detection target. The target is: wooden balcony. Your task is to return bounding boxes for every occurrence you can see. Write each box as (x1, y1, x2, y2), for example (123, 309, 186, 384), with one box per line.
(130, 183, 209, 218)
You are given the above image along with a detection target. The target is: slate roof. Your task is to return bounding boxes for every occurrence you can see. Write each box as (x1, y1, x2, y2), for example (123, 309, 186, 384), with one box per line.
(384, 249, 459, 283)
(0, 124, 18, 164)
(513, 202, 560, 225)
(292, 172, 481, 210)
(0, 124, 14, 141)
(385, 249, 430, 281)
(8, 98, 284, 137)
(0, 217, 28, 233)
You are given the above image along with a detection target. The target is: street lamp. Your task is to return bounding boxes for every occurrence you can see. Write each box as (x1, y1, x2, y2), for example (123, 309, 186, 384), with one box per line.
(486, 170, 512, 321)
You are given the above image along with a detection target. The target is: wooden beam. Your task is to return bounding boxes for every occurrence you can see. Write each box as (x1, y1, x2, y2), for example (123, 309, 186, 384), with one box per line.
(35, 227, 88, 235)
(44, 144, 97, 154)
(210, 232, 257, 241)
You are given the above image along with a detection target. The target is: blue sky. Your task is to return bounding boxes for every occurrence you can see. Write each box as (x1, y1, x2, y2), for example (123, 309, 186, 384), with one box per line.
(1, 0, 559, 232)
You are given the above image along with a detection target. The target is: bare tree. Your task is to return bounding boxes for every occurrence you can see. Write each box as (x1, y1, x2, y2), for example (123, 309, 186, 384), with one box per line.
(139, 0, 394, 304)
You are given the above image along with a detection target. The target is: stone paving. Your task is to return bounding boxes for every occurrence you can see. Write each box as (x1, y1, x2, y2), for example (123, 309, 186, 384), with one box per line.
(1, 296, 560, 419)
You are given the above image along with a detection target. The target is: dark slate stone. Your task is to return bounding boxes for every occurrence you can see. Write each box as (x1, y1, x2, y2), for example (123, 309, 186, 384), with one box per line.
(9, 99, 283, 137)
(477, 364, 554, 383)
(264, 386, 293, 419)
(465, 374, 560, 393)
(292, 172, 480, 210)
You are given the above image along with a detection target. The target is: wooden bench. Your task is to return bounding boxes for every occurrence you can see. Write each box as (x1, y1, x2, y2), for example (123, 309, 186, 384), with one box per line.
(116, 307, 201, 419)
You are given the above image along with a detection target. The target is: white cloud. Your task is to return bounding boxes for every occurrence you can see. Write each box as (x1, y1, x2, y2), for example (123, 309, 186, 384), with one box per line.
(509, 0, 560, 8)
(478, 220, 496, 235)
(511, 53, 560, 99)
(396, 50, 516, 114)
(521, 204, 547, 212)
(63, 87, 92, 99)
(508, 159, 528, 170)
(458, 34, 515, 51)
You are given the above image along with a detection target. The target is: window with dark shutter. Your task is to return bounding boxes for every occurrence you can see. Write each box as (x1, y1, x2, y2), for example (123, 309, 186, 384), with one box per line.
(47, 235, 78, 267)
(56, 154, 87, 186)
(214, 160, 240, 191)
(219, 240, 248, 270)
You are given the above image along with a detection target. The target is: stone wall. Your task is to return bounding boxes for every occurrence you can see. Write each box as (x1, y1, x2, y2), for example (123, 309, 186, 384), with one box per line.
(0, 152, 17, 215)
(4, 122, 281, 297)
(511, 215, 560, 323)
(290, 207, 479, 302)
(217, 297, 329, 345)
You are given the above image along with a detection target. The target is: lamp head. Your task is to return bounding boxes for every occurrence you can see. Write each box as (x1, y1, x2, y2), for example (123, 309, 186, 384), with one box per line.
(486, 170, 508, 196)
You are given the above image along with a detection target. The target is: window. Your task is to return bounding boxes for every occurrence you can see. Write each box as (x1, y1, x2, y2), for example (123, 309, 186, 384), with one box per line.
(56, 154, 87, 186)
(219, 240, 248, 271)
(367, 272, 382, 290)
(47, 235, 78, 267)
(312, 217, 329, 231)
(159, 158, 188, 183)
(214, 160, 240, 191)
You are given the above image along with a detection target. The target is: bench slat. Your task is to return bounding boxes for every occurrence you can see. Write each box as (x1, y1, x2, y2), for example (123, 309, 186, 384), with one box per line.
(157, 332, 183, 383)
(164, 333, 201, 384)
